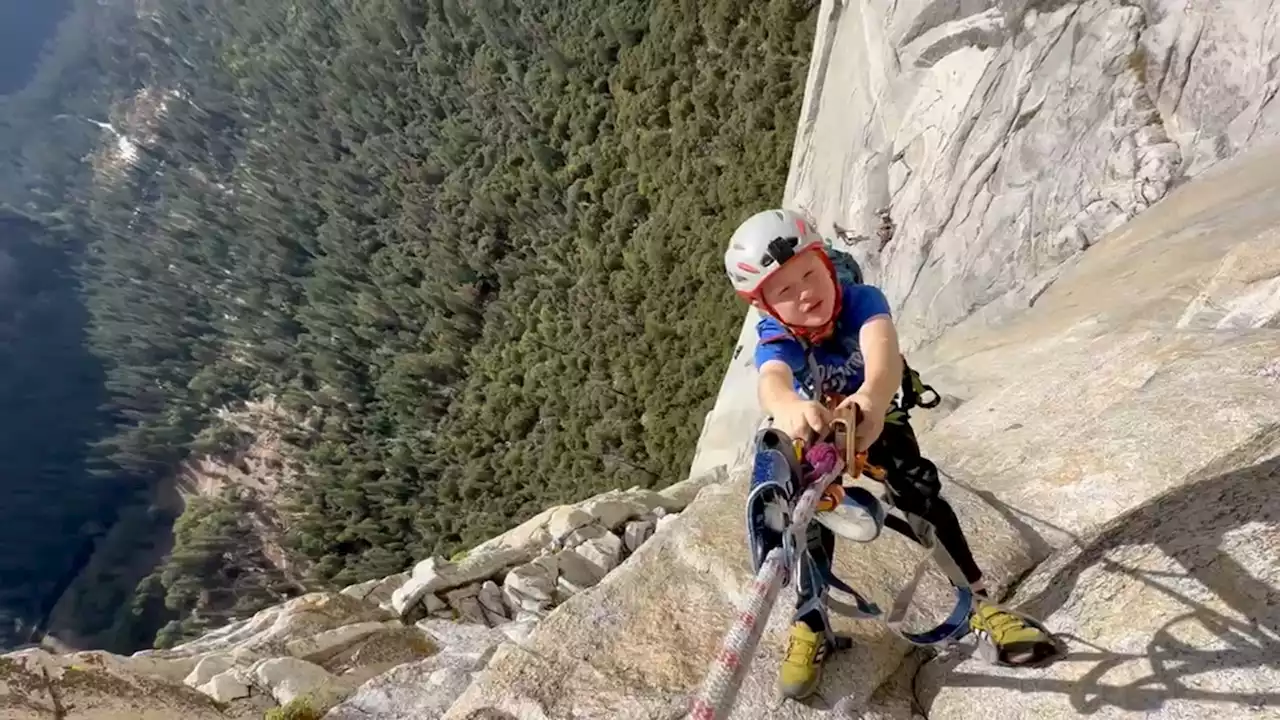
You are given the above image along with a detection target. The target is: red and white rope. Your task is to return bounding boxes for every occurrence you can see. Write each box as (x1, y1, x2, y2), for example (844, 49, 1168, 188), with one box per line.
(687, 468, 840, 720)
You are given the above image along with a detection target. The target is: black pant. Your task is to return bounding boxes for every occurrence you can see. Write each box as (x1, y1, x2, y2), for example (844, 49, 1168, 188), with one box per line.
(797, 418, 984, 631)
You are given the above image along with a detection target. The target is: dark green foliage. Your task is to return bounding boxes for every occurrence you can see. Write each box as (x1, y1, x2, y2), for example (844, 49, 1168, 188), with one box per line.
(150, 492, 303, 647)
(43, 496, 181, 652)
(1, 0, 817, 649)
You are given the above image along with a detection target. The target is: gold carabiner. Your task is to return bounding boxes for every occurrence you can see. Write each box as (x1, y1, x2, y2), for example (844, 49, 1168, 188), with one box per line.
(829, 404, 886, 482)
(829, 414, 860, 479)
(791, 437, 806, 464)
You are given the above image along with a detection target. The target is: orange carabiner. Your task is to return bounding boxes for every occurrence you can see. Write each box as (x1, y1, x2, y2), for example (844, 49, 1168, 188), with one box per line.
(817, 482, 845, 512)
(857, 450, 887, 481)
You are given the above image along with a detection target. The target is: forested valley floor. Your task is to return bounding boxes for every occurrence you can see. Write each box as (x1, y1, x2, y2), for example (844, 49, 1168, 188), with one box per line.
(0, 0, 817, 651)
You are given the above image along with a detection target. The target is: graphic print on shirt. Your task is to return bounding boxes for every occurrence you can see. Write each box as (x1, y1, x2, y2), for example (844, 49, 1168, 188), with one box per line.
(808, 332, 866, 398)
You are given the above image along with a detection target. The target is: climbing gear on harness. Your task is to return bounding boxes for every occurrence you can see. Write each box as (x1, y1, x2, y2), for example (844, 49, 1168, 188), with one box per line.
(773, 360, 972, 647)
(818, 409, 886, 542)
(882, 363, 940, 427)
(901, 363, 940, 411)
(795, 426, 1063, 665)
(744, 428, 802, 581)
(802, 459, 977, 648)
(691, 431, 846, 720)
(744, 429, 851, 582)
(829, 406, 886, 482)
(696, 420, 976, 719)
(818, 410, 1064, 666)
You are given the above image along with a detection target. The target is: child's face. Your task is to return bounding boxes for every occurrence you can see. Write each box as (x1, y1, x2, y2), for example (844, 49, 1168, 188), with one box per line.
(759, 251, 838, 328)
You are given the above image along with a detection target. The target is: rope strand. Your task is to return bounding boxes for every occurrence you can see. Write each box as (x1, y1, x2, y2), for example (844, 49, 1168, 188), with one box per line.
(687, 466, 841, 720)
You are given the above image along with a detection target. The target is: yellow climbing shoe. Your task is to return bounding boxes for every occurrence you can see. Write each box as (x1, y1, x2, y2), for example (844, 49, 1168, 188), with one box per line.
(969, 601, 1059, 666)
(779, 622, 827, 699)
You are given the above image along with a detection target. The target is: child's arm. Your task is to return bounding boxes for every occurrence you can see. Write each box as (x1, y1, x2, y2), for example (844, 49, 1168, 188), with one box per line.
(758, 360, 803, 414)
(838, 313, 903, 451)
(759, 360, 830, 441)
(856, 314, 903, 413)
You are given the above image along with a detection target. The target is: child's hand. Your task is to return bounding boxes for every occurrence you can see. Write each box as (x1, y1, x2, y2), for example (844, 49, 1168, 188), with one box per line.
(836, 393, 884, 452)
(776, 398, 832, 443)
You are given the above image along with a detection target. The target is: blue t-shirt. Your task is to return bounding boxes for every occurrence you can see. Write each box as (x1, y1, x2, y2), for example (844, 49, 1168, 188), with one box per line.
(753, 282, 892, 399)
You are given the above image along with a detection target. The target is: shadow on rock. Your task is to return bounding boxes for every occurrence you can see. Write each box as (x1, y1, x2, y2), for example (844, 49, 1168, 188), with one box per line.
(919, 453, 1280, 717)
(462, 710, 519, 720)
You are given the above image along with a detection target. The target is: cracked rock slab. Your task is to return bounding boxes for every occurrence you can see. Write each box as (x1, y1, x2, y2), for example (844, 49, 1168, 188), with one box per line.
(883, 139, 1280, 720)
(0, 648, 235, 719)
(390, 548, 532, 618)
(917, 449, 1280, 719)
(340, 572, 409, 608)
(327, 622, 507, 720)
(442, 472, 1029, 719)
(136, 592, 394, 665)
(196, 668, 252, 703)
(1141, 0, 1280, 176)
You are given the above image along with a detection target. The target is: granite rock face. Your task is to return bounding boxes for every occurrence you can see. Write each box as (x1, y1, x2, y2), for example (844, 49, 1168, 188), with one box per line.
(450, 92, 1280, 720)
(0, 648, 237, 720)
(781, 0, 1280, 357)
(787, 1, 1153, 352)
(1141, 0, 1280, 177)
(918, 448, 1280, 719)
(904, 135, 1280, 720)
(324, 621, 509, 720)
(688, 0, 1280, 499)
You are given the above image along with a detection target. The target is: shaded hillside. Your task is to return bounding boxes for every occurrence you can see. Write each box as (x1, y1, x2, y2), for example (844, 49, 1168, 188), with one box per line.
(0, 0, 171, 652)
(0, 214, 123, 649)
(0, 0, 75, 95)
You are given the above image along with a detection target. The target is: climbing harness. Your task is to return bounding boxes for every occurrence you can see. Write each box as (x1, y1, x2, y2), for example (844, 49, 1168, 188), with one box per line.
(688, 348, 965, 720)
(786, 409, 977, 648)
(689, 417, 1065, 719)
(688, 415, 976, 720)
(688, 431, 845, 720)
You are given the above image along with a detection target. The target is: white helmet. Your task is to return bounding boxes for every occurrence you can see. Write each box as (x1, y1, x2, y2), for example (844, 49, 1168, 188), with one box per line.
(724, 208, 828, 301)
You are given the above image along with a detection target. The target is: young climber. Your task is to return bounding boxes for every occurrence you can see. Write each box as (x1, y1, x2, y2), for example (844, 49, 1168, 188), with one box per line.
(723, 208, 1056, 700)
